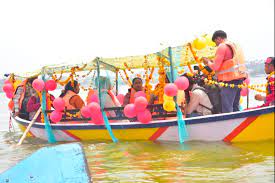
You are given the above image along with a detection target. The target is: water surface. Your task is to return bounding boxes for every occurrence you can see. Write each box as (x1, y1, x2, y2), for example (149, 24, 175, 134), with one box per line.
(0, 76, 274, 182)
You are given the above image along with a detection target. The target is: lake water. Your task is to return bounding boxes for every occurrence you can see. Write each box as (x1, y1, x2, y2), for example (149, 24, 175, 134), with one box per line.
(0, 76, 274, 182)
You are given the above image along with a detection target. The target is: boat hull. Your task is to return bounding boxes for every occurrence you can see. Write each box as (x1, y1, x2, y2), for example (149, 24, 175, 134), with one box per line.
(0, 143, 91, 183)
(14, 106, 274, 143)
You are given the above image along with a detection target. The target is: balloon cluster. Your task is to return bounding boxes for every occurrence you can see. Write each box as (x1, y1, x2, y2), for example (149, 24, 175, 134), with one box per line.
(2, 80, 15, 99)
(81, 94, 104, 125)
(32, 79, 57, 92)
(50, 98, 65, 123)
(123, 91, 152, 124)
(163, 76, 189, 112)
(163, 84, 177, 111)
(32, 79, 59, 122)
(192, 34, 216, 50)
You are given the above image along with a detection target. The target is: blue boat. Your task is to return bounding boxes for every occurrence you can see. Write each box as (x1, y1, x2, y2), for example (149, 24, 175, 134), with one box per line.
(0, 143, 91, 183)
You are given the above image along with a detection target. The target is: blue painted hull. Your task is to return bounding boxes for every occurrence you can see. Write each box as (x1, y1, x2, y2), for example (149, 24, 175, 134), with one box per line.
(0, 143, 91, 183)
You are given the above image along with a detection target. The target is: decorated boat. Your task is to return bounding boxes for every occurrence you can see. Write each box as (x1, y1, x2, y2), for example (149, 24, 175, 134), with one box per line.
(13, 106, 274, 143)
(3, 35, 274, 144)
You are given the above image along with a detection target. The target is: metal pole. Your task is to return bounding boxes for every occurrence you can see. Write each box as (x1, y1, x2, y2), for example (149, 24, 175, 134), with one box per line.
(247, 88, 249, 109)
(41, 72, 56, 143)
(96, 58, 118, 143)
(115, 70, 118, 96)
(168, 47, 175, 82)
(96, 59, 103, 108)
(168, 47, 188, 144)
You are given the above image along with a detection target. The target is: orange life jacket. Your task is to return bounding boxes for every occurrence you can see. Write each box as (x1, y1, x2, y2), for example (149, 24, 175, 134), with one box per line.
(46, 93, 54, 110)
(62, 90, 77, 110)
(216, 42, 247, 81)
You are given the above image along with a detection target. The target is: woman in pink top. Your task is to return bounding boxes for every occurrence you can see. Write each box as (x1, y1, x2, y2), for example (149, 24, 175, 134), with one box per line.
(255, 57, 275, 106)
(26, 88, 41, 122)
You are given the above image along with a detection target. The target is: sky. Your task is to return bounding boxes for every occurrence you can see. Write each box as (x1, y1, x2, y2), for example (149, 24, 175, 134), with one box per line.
(0, 0, 274, 77)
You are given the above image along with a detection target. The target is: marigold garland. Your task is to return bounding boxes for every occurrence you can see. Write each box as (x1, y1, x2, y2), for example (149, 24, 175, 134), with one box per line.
(188, 43, 215, 79)
(177, 47, 188, 75)
(119, 70, 132, 86)
(142, 56, 153, 100)
(79, 70, 96, 91)
(152, 56, 167, 103)
(123, 69, 132, 86)
(204, 78, 274, 93)
(65, 112, 81, 118)
(124, 62, 134, 74)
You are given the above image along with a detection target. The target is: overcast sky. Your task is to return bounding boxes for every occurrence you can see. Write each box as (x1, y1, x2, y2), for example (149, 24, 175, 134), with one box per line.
(0, 0, 274, 76)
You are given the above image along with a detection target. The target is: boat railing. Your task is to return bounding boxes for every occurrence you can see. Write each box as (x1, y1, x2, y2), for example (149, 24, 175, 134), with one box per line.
(44, 104, 179, 122)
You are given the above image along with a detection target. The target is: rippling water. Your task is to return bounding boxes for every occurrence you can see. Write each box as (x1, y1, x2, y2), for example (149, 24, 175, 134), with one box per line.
(0, 76, 274, 182)
(0, 133, 274, 182)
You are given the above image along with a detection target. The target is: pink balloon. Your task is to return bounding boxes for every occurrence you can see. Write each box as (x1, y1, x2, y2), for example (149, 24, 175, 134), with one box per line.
(87, 94, 99, 104)
(240, 88, 248, 96)
(3, 83, 14, 93)
(6, 92, 13, 99)
(164, 83, 178, 97)
(53, 97, 65, 111)
(116, 94, 124, 105)
(124, 104, 137, 118)
(32, 79, 45, 91)
(4, 80, 11, 84)
(244, 78, 250, 85)
(50, 110, 63, 123)
(91, 112, 104, 125)
(45, 80, 57, 91)
(81, 106, 92, 118)
(134, 91, 146, 98)
(174, 76, 189, 90)
(88, 102, 101, 114)
(134, 96, 148, 112)
(137, 109, 152, 124)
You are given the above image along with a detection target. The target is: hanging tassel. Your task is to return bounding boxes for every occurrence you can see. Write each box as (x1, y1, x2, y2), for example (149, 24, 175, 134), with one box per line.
(102, 112, 118, 143)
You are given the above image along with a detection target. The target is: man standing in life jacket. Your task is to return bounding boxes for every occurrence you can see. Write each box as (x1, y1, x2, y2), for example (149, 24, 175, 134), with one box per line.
(202, 30, 247, 113)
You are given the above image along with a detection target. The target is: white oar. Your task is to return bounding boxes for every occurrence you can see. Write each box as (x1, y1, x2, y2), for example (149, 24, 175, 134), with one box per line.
(17, 107, 42, 146)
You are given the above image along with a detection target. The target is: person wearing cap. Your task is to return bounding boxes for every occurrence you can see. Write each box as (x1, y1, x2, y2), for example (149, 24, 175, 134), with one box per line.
(255, 57, 275, 106)
(202, 30, 247, 113)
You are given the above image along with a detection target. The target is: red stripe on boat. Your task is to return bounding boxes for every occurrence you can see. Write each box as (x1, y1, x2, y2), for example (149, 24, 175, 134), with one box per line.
(28, 130, 35, 137)
(223, 116, 258, 142)
(63, 130, 81, 141)
(149, 127, 169, 141)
